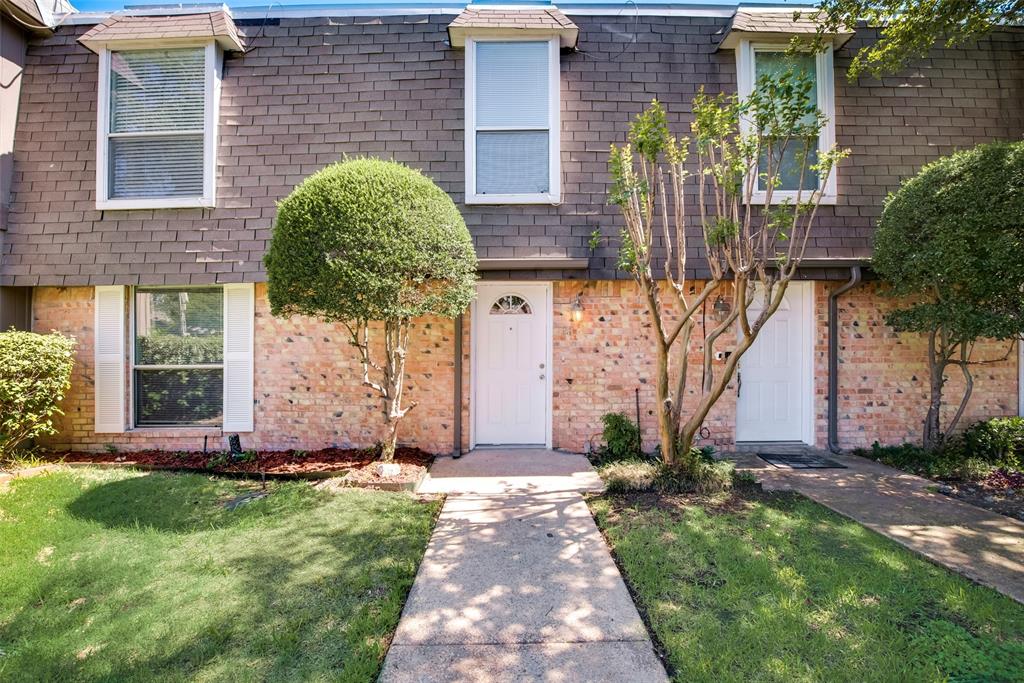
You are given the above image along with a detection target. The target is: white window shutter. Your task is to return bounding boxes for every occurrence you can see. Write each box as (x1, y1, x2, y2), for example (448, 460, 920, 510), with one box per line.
(94, 285, 126, 433)
(222, 283, 254, 432)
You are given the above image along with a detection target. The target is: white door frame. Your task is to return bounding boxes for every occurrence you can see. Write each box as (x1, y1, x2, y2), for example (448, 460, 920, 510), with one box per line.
(735, 281, 816, 445)
(470, 281, 553, 449)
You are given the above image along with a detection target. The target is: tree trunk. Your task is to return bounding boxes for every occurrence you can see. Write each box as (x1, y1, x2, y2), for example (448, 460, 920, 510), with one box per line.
(923, 330, 946, 450)
(655, 337, 676, 465)
(381, 412, 399, 462)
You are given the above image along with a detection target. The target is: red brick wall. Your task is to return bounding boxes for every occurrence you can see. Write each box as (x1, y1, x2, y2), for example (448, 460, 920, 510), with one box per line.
(33, 285, 459, 454)
(33, 281, 1019, 454)
(814, 281, 1019, 449)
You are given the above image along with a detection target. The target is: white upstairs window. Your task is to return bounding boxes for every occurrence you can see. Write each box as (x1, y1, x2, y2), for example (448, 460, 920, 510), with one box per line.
(96, 44, 220, 209)
(736, 41, 837, 204)
(465, 38, 560, 204)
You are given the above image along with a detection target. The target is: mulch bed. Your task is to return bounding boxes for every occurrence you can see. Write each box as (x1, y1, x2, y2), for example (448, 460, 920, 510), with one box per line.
(936, 469, 1024, 522)
(49, 447, 435, 490)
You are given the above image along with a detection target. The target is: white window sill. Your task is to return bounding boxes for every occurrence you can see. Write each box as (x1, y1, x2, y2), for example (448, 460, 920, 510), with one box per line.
(465, 192, 560, 206)
(127, 426, 223, 437)
(97, 196, 215, 211)
(748, 191, 838, 206)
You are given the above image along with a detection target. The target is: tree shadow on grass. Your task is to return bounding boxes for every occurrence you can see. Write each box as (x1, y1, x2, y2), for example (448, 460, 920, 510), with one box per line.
(64, 470, 319, 533)
(3, 474, 435, 682)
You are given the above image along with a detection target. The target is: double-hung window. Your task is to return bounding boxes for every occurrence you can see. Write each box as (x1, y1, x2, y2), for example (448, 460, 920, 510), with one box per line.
(97, 44, 219, 209)
(737, 41, 837, 204)
(133, 287, 224, 427)
(465, 38, 560, 204)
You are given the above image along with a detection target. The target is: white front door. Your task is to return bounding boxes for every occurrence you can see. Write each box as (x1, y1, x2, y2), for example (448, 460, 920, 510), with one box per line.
(473, 283, 550, 446)
(736, 282, 813, 443)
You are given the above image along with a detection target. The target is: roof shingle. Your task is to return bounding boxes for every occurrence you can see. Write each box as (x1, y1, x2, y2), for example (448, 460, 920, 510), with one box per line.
(448, 8, 579, 48)
(78, 10, 244, 53)
(718, 9, 853, 50)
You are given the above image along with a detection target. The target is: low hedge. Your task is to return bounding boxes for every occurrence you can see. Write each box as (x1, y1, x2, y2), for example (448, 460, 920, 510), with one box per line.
(0, 330, 76, 462)
(963, 417, 1024, 471)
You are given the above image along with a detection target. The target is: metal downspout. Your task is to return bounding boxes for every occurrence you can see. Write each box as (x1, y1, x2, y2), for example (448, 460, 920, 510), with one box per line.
(828, 266, 862, 454)
(452, 313, 463, 459)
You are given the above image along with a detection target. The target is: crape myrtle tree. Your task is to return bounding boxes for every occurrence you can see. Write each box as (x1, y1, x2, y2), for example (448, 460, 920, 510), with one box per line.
(874, 142, 1024, 450)
(607, 70, 847, 471)
(265, 158, 477, 462)
(799, 0, 1024, 78)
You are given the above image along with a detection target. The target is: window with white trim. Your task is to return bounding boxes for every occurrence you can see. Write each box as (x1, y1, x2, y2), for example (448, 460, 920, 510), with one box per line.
(133, 287, 224, 427)
(737, 41, 837, 204)
(465, 38, 560, 204)
(97, 44, 219, 209)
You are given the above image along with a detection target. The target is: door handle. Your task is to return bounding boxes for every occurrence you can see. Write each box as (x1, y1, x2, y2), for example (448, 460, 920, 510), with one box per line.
(539, 374, 545, 380)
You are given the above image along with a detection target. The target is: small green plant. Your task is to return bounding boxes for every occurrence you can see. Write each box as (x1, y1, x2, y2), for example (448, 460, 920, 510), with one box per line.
(104, 443, 118, 455)
(206, 452, 230, 469)
(172, 451, 189, 460)
(293, 450, 309, 459)
(733, 469, 758, 487)
(596, 412, 642, 464)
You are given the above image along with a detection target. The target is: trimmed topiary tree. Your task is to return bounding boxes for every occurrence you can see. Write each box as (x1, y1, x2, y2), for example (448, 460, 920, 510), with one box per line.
(874, 141, 1024, 449)
(0, 330, 76, 464)
(265, 158, 477, 461)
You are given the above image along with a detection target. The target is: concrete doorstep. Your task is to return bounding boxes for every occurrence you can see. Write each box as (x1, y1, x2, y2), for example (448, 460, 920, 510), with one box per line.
(379, 449, 668, 683)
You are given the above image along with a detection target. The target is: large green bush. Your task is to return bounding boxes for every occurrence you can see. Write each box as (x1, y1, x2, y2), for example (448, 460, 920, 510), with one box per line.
(0, 330, 76, 462)
(874, 141, 1024, 447)
(265, 158, 477, 322)
(963, 417, 1024, 470)
(595, 412, 642, 464)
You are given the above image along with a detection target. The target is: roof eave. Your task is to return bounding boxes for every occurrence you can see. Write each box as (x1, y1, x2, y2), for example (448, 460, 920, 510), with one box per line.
(717, 29, 854, 51)
(448, 25, 579, 49)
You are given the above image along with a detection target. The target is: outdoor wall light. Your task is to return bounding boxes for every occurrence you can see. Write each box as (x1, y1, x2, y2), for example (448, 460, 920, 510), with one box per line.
(711, 295, 731, 323)
(570, 293, 584, 323)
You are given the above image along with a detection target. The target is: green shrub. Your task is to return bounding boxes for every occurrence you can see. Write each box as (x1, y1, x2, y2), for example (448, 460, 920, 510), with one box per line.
(854, 441, 995, 482)
(597, 457, 734, 495)
(598, 459, 660, 493)
(657, 459, 735, 495)
(596, 412, 642, 463)
(963, 417, 1024, 470)
(0, 330, 76, 462)
(265, 157, 477, 323)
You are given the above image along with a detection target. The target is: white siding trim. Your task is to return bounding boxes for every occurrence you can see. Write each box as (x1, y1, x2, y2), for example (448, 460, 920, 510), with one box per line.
(222, 283, 255, 432)
(736, 40, 838, 205)
(94, 285, 126, 433)
(95, 41, 219, 210)
(464, 37, 561, 205)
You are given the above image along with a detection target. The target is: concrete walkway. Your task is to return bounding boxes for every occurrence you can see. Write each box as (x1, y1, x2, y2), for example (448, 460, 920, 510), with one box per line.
(379, 449, 668, 683)
(732, 451, 1024, 603)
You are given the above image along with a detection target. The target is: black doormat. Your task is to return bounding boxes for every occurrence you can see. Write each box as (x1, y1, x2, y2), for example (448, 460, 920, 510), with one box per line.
(758, 453, 847, 469)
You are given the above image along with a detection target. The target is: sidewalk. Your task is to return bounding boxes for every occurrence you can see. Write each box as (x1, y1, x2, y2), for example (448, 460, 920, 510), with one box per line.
(732, 451, 1024, 603)
(379, 449, 668, 683)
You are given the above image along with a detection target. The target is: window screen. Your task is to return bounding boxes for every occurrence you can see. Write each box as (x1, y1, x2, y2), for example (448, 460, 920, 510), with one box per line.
(134, 287, 223, 427)
(108, 49, 206, 199)
(474, 41, 551, 195)
(754, 51, 820, 192)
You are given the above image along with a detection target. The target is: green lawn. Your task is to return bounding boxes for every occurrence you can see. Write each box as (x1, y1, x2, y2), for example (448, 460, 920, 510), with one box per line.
(589, 490, 1024, 683)
(0, 468, 441, 682)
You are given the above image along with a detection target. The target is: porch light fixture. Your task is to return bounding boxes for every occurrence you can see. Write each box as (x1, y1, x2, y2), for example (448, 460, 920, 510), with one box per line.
(711, 295, 731, 323)
(570, 293, 584, 323)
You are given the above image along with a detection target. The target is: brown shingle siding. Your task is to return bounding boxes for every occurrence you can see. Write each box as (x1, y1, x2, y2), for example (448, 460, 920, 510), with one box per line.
(3, 16, 1023, 287)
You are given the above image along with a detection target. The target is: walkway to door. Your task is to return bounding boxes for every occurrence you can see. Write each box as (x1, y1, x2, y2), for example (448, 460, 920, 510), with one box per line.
(731, 450, 1024, 603)
(378, 449, 668, 682)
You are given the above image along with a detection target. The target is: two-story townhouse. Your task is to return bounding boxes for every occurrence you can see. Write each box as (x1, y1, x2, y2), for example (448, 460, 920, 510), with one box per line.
(2, 0, 1022, 456)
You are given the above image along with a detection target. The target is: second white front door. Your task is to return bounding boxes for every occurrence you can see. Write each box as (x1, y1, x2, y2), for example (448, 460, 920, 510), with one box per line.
(473, 283, 550, 446)
(736, 282, 813, 443)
